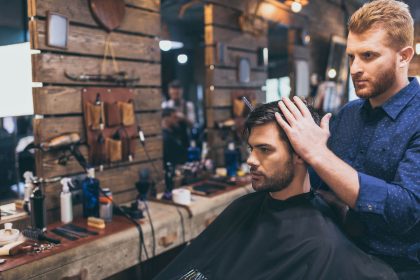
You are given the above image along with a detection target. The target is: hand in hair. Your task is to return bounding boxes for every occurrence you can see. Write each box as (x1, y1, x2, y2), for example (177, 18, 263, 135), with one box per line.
(275, 96, 332, 164)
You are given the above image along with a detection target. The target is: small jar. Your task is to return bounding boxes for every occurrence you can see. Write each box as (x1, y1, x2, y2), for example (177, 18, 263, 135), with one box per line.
(99, 188, 113, 222)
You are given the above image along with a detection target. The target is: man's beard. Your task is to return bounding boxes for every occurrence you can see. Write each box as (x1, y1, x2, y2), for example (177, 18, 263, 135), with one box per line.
(353, 63, 396, 99)
(251, 159, 294, 193)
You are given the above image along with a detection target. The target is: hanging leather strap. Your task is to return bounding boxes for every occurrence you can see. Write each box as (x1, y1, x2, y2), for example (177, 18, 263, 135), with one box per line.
(101, 33, 119, 75)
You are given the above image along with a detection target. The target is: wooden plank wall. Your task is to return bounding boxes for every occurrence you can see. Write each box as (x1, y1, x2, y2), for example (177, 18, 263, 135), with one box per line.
(409, 22, 420, 77)
(28, 0, 163, 222)
(204, 3, 268, 166)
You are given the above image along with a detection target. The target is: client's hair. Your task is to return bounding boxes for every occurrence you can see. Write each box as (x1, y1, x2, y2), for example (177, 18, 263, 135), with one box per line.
(244, 99, 320, 148)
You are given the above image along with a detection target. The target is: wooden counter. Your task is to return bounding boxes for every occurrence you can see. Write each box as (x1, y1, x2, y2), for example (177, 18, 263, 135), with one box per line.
(0, 185, 253, 280)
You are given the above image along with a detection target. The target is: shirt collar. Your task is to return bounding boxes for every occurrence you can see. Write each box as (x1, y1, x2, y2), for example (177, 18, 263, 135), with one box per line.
(361, 78, 419, 120)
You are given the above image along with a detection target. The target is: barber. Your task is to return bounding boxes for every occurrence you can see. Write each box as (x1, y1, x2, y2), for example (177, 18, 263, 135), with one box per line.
(276, 0, 419, 278)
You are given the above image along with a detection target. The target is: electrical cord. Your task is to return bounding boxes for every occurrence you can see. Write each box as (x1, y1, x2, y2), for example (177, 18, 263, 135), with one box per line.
(174, 205, 186, 244)
(97, 187, 149, 269)
(143, 201, 156, 257)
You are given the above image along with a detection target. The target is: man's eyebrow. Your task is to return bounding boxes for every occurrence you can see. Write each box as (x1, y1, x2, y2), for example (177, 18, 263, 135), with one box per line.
(253, 144, 274, 149)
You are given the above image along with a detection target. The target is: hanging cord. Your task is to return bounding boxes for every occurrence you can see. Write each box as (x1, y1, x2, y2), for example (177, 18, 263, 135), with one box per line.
(97, 186, 149, 278)
(174, 205, 186, 244)
(143, 201, 156, 257)
(101, 33, 119, 75)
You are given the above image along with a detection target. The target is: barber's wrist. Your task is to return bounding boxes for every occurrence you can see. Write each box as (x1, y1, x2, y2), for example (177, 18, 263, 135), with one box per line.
(306, 146, 331, 167)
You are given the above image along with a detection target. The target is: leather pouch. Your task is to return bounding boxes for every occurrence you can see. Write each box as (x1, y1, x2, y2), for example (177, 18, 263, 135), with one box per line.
(105, 102, 121, 127)
(85, 102, 105, 130)
(118, 101, 135, 126)
(106, 137, 122, 162)
(114, 127, 136, 161)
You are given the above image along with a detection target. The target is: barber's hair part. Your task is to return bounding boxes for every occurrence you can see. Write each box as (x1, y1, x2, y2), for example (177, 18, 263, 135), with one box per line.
(168, 80, 182, 89)
(244, 99, 320, 145)
(348, 0, 414, 50)
(162, 107, 176, 118)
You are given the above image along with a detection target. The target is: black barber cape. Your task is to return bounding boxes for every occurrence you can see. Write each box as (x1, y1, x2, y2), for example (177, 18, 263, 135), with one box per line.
(155, 191, 398, 280)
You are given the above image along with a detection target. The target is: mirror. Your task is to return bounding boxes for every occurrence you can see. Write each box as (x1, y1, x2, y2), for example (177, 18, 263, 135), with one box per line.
(326, 35, 348, 82)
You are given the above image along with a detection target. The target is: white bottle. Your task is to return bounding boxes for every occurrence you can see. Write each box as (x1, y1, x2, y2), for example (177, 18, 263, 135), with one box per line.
(60, 178, 73, 224)
(23, 171, 34, 213)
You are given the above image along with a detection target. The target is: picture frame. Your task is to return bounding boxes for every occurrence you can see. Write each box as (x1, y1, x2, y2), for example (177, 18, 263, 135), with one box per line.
(46, 12, 69, 49)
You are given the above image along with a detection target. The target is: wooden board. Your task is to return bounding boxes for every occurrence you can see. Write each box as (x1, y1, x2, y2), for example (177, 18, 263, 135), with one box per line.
(205, 46, 264, 70)
(205, 4, 241, 29)
(205, 89, 265, 107)
(207, 68, 267, 88)
(36, 136, 162, 179)
(32, 53, 161, 86)
(33, 87, 162, 115)
(31, 0, 161, 36)
(125, 0, 160, 12)
(33, 19, 160, 62)
(33, 111, 161, 144)
(43, 159, 163, 210)
(205, 23, 267, 52)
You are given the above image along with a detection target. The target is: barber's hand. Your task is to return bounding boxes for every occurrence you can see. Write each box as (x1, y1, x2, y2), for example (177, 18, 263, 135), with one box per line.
(176, 111, 186, 119)
(275, 96, 332, 164)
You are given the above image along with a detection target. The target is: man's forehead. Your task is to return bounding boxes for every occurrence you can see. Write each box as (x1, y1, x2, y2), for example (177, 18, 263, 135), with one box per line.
(248, 123, 282, 145)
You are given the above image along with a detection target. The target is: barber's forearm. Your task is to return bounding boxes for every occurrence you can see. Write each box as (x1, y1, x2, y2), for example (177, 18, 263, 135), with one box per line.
(308, 149, 360, 208)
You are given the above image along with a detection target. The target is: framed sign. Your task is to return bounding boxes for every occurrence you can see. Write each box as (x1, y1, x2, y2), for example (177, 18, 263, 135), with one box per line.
(46, 12, 69, 49)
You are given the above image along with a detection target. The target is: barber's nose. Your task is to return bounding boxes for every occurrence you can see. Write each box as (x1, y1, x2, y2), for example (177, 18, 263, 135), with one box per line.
(350, 57, 363, 76)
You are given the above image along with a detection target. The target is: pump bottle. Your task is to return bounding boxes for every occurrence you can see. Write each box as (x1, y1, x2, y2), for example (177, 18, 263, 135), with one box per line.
(60, 178, 73, 224)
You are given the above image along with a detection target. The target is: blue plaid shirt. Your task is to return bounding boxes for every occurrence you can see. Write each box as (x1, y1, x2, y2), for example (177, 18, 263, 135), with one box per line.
(312, 78, 420, 265)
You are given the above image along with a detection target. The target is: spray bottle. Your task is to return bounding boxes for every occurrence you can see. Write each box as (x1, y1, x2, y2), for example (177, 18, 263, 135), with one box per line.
(23, 171, 34, 213)
(60, 178, 73, 224)
(82, 167, 100, 218)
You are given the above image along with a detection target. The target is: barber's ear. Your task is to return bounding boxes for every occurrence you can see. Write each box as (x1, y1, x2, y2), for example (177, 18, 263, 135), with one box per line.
(398, 46, 414, 68)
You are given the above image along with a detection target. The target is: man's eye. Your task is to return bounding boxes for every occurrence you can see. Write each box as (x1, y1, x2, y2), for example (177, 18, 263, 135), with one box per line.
(363, 52, 373, 59)
(260, 148, 269, 153)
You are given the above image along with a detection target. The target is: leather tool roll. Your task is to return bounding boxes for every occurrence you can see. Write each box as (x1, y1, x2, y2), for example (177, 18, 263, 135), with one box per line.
(106, 137, 122, 162)
(118, 101, 135, 126)
(85, 102, 105, 130)
(105, 102, 121, 127)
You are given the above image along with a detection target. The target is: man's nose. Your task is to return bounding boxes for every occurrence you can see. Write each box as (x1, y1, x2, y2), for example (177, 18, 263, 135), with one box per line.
(350, 57, 363, 76)
(246, 152, 259, 168)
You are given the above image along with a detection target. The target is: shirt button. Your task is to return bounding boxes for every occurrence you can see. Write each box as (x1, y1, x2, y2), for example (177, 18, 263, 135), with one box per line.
(368, 205, 373, 211)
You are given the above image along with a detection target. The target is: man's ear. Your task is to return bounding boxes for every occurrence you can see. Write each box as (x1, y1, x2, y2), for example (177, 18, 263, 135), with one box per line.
(293, 153, 305, 165)
(398, 46, 414, 68)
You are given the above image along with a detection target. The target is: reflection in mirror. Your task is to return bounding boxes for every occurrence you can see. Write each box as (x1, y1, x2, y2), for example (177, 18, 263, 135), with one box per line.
(0, 116, 35, 207)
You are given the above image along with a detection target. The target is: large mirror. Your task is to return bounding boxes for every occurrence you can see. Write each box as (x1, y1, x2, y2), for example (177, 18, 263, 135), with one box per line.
(0, 0, 34, 210)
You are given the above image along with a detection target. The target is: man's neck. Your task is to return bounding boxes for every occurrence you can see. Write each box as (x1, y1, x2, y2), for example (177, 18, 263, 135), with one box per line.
(369, 76, 409, 108)
(270, 171, 310, 201)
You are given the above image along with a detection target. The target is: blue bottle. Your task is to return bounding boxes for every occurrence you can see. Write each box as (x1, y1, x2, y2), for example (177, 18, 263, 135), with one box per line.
(187, 140, 201, 162)
(224, 142, 239, 178)
(82, 167, 100, 218)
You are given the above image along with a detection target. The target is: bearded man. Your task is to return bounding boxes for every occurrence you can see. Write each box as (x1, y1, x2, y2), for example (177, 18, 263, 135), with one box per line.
(276, 1, 419, 279)
(154, 101, 397, 280)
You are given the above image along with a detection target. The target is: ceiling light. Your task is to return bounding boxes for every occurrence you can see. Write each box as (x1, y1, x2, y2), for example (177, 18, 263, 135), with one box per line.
(159, 40, 184, 51)
(291, 2, 302, 13)
(416, 43, 420, 55)
(177, 54, 188, 64)
(327, 68, 337, 79)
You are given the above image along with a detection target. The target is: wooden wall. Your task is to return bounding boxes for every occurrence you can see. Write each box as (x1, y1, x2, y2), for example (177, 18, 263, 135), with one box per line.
(409, 22, 420, 76)
(28, 0, 162, 222)
(204, 2, 268, 166)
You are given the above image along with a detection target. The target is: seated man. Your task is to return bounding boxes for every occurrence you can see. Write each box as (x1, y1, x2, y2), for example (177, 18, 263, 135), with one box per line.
(155, 101, 397, 280)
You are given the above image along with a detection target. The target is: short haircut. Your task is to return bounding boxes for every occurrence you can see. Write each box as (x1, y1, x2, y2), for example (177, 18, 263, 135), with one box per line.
(168, 80, 182, 89)
(348, 0, 414, 50)
(162, 107, 176, 118)
(244, 100, 320, 149)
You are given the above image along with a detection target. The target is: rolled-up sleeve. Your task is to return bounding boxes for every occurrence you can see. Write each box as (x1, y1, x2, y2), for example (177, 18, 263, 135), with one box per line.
(355, 132, 420, 233)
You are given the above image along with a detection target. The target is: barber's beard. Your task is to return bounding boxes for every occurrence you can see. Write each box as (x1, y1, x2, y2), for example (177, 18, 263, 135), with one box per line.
(251, 159, 294, 193)
(353, 63, 396, 99)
